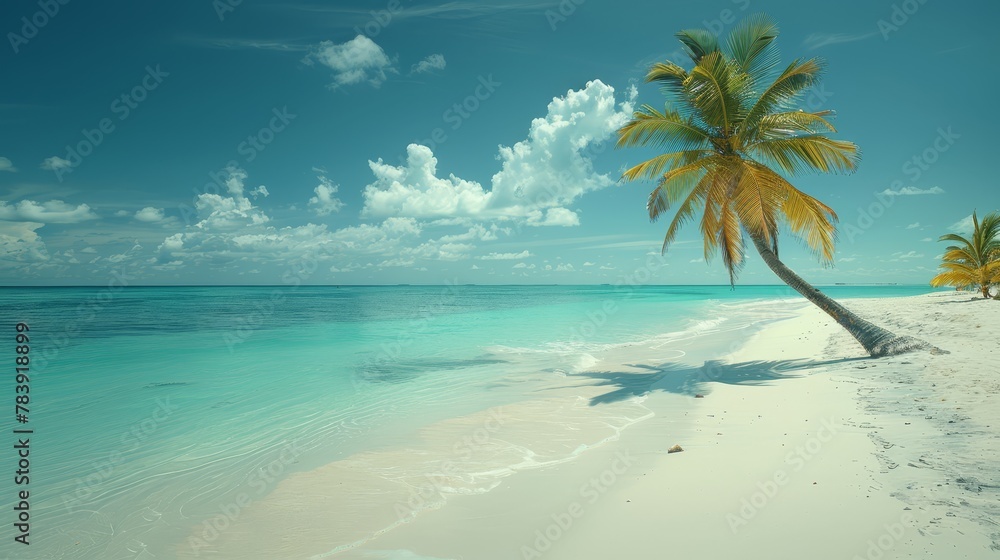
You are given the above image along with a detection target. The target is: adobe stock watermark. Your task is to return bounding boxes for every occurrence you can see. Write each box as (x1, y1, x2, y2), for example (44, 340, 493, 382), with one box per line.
(878, 0, 929, 40)
(545, 0, 586, 30)
(851, 511, 915, 560)
(237, 106, 296, 162)
(843, 126, 959, 244)
(352, 0, 408, 38)
(393, 407, 507, 522)
(7, 0, 70, 54)
(520, 450, 635, 559)
(61, 396, 179, 514)
(406, 74, 501, 159)
(45, 65, 169, 182)
(726, 417, 838, 533)
(213, 0, 243, 21)
(187, 441, 306, 555)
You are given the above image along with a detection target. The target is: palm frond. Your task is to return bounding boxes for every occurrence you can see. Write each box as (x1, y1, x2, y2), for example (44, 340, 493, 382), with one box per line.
(726, 13, 780, 76)
(730, 162, 780, 247)
(755, 111, 837, 139)
(660, 173, 714, 253)
(676, 28, 720, 63)
(773, 170, 839, 262)
(646, 62, 689, 94)
(747, 135, 859, 175)
(684, 51, 748, 132)
(741, 58, 823, 134)
(623, 149, 715, 185)
(616, 105, 713, 152)
(717, 201, 745, 286)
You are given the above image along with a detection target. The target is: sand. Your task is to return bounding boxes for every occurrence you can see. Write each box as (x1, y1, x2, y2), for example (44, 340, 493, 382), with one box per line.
(179, 291, 999, 559)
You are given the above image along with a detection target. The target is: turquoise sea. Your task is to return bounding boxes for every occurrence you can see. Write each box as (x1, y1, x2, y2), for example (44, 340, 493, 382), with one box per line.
(0, 285, 938, 559)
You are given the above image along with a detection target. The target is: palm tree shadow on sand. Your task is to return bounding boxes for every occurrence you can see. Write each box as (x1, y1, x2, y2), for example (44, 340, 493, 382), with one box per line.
(575, 357, 869, 406)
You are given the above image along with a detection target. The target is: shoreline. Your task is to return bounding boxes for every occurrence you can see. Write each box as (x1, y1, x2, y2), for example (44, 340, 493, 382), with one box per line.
(178, 291, 998, 559)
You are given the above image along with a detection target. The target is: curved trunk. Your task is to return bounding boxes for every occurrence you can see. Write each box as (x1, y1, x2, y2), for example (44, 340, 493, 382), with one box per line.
(748, 233, 929, 357)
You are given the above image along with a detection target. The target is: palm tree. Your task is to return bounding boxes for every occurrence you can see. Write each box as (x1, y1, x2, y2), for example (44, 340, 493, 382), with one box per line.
(930, 211, 1000, 298)
(616, 14, 926, 357)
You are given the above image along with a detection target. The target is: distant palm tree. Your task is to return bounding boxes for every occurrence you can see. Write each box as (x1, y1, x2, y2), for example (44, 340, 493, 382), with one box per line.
(616, 14, 925, 357)
(930, 211, 1000, 298)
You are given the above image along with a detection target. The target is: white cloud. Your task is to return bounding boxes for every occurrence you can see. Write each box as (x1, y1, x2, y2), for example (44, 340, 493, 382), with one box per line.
(80, 247, 97, 253)
(191, 167, 270, 230)
(525, 207, 580, 227)
(479, 250, 532, 260)
(555, 263, 574, 272)
(306, 35, 395, 88)
(361, 80, 633, 226)
(583, 261, 595, 266)
(489, 79, 633, 212)
(115, 210, 130, 217)
(599, 265, 615, 270)
(905, 222, 920, 230)
(0, 221, 48, 263)
(308, 176, 345, 216)
(512, 262, 535, 269)
(879, 186, 945, 196)
(411, 54, 446, 74)
(892, 251, 924, 260)
(922, 237, 933, 242)
(470, 264, 480, 270)
(363, 144, 491, 218)
(0, 200, 98, 223)
(948, 214, 980, 236)
(135, 207, 166, 223)
(689, 257, 704, 263)
(839, 257, 857, 262)
(40, 156, 72, 171)
(0, 157, 16, 172)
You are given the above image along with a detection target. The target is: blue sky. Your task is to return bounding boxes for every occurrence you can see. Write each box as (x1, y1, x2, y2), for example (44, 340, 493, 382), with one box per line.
(1, 0, 997, 286)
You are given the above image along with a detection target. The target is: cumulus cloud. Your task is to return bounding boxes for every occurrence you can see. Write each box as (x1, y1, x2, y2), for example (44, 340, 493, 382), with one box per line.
(308, 175, 345, 216)
(411, 54, 446, 74)
(361, 80, 633, 226)
(135, 207, 167, 223)
(191, 167, 270, 230)
(363, 144, 491, 218)
(905, 222, 920, 230)
(525, 207, 579, 227)
(306, 35, 395, 88)
(879, 186, 945, 196)
(0, 200, 98, 223)
(479, 250, 532, 260)
(0, 157, 16, 172)
(0, 221, 48, 263)
(40, 156, 72, 171)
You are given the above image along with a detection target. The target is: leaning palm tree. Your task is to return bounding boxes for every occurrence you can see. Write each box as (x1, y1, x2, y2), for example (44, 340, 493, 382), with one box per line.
(930, 211, 1000, 298)
(617, 14, 926, 357)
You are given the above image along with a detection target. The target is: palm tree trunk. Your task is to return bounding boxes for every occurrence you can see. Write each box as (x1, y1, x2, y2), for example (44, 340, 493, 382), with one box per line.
(747, 233, 928, 357)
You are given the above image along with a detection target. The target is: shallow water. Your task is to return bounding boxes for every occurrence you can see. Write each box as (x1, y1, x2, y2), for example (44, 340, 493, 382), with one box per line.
(0, 285, 938, 558)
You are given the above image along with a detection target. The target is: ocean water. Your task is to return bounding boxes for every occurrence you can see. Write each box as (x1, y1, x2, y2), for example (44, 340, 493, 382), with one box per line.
(0, 285, 938, 559)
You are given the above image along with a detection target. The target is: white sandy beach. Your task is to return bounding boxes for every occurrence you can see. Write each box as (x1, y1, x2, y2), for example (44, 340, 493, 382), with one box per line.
(179, 291, 999, 559)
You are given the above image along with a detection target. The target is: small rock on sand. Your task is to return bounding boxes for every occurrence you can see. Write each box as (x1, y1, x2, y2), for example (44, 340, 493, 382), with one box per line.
(667, 444, 684, 454)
